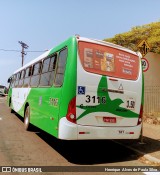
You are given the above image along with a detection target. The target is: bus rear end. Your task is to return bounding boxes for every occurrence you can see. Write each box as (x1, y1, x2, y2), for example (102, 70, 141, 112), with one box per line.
(59, 37, 143, 140)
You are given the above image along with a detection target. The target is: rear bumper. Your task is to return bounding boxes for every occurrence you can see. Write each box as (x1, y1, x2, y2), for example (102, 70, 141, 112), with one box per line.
(58, 117, 142, 140)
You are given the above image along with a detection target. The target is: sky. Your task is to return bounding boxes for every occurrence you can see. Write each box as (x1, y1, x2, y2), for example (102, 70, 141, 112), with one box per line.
(0, 0, 160, 86)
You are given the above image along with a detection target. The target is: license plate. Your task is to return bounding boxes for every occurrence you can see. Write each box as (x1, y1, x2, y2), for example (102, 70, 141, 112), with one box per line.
(103, 117, 116, 123)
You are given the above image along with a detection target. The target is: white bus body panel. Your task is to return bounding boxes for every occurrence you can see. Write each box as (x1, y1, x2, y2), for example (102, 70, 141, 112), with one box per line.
(76, 41, 142, 127)
(58, 117, 141, 140)
(12, 88, 31, 112)
(59, 37, 143, 140)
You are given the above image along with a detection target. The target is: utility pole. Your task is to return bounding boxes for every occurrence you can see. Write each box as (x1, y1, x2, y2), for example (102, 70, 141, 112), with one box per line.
(18, 41, 29, 67)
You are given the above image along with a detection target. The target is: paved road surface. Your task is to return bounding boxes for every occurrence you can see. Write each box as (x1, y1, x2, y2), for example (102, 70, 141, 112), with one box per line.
(0, 97, 148, 175)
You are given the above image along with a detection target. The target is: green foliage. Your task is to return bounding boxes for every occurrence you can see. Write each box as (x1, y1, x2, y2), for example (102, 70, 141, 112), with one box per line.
(104, 22, 160, 54)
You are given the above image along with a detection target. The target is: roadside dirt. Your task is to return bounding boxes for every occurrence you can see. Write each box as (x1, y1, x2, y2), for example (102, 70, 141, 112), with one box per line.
(139, 156, 160, 166)
(143, 114, 160, 125)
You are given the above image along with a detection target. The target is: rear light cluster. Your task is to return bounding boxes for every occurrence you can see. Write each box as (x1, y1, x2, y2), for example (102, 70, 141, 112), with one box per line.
(66, 97, 76, 124)
(79, 132, 90, 134)
(129, 132, 134, 134)
(137, 105, 143, 125)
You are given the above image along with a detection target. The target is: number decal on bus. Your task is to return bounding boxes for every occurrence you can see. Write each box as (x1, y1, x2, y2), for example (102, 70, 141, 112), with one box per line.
(126, 99, 135, 110)
(85, 95, 106, 104)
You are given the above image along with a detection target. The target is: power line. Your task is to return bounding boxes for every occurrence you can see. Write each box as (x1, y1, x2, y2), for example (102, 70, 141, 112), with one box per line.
(0, 49, 20, 52)
(0, 49, 45, 53)
(26, 50, 46, 53)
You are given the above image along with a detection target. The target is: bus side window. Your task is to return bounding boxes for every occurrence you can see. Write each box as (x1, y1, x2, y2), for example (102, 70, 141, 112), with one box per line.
(30, 62, 41, 87)
(13, 74, 17, 88)
(49, 54, 57, 86)
(17, 71, 22, 88)
(54, 48, 68, 86)
(8, 77, 12, 88)
(39, 58, 50, 86)
(10, 75, 15, 88)
(14, 73, 17, 87)
(19, 70, 25, 87)
(23, 66, 32, 87)
(14, 72, 21, 88)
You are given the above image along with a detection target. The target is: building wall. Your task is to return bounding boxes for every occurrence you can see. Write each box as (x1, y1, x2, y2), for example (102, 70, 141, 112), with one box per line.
(143, 52, 160, 115)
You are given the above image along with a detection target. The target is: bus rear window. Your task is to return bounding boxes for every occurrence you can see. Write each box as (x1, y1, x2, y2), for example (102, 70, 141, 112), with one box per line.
(78, 41, 139, 80)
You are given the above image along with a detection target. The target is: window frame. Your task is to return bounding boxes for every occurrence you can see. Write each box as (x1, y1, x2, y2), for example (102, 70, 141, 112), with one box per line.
(14, 72, 21, 88)
(18, 69, 25, 87)
(39, 53, 58, 87)
(54, 47, 68, 87)
(32, 61, 42, 76)
(23, 66, 32, 87)
(30, 61, 42, 87)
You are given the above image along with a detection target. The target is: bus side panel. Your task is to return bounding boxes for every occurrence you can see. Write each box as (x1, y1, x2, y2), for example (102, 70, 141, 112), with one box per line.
(29, 37, 77, 138)
(11, 88, 31, 116)
(58, 37, 77, 122)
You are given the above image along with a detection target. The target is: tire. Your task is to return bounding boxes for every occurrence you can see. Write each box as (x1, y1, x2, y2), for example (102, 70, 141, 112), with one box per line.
(11, 108, 14, 113)
(9, 98, 14, 113)
(24, 105, 30, 131)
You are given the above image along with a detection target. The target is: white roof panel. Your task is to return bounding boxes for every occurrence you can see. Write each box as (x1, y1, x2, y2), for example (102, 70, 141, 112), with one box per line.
(14, 49, 51, 74)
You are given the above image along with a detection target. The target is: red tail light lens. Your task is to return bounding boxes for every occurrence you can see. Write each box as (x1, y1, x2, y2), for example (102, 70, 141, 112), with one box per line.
(66, 97, 76, 124)
(137, 105, 143, 125)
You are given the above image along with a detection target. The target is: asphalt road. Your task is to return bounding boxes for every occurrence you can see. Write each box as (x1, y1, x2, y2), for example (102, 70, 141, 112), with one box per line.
(0, 97, 147, 175)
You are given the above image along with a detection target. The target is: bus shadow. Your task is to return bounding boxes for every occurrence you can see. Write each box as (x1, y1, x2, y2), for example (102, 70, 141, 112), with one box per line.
(13, 112, 136, 164)
(116, 136, 160, 160)
(36, 130, 140, 165)
(12, 113, 160, 165)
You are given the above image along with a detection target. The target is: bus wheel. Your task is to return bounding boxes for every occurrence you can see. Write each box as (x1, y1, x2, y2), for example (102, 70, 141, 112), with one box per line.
(24, 106, 30, 131)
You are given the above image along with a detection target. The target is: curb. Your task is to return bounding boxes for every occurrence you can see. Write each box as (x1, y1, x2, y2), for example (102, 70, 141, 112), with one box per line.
(112, 140, 160, 164)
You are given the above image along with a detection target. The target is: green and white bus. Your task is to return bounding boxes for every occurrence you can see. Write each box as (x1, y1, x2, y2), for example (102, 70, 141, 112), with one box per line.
(7, 36, 144, 140)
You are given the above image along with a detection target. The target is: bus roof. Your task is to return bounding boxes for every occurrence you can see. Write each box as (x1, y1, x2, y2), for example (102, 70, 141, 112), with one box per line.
(14, 49, 51, 74)
(13, 36, 139, 74)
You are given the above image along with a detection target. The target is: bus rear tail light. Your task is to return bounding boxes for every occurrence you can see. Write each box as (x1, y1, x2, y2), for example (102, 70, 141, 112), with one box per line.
(79, 132, 90, 134)
(137, 105, 143, 125)
(66, 97, 76, 124)
(129, 132, 134, 134)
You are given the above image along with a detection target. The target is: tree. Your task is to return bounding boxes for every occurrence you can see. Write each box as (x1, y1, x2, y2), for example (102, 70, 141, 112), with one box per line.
(104, 22, 160, 54)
